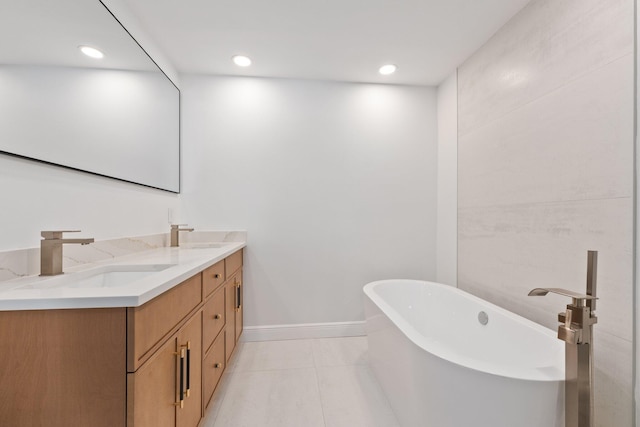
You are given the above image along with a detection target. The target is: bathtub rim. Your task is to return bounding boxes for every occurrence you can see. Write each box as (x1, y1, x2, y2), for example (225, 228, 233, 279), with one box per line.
(363, 279, 564, 382)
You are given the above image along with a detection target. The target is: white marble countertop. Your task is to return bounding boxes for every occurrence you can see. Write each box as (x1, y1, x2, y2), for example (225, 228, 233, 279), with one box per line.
(0, 241, 246, 311)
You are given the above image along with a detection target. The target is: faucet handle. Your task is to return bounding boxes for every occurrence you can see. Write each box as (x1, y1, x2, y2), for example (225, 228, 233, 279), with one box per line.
(558, 308, 580, 344)
(41, 230, 81, 239)
(171, 224, 189, 229)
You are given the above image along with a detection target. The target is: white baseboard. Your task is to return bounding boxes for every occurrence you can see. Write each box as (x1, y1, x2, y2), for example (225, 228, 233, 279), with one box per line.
(240, 321, 366, 342)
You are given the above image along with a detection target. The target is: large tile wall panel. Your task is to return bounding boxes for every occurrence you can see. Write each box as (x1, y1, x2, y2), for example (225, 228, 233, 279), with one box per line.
(458, 0, 633, 136)
(457, 0, 634, 425)
(459, 198, 633, 341)
(459, 54, 634, 208)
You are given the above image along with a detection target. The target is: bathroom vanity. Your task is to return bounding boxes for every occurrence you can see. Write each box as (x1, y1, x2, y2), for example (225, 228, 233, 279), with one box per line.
(0, 244, 244, 427)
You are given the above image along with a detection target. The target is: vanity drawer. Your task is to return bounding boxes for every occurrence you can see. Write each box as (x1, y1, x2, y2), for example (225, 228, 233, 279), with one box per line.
(203, 332, 226, 410)
(203, 260, 225, 297)
(127, 273, 203, 371)
(203, 285, 226, 353)
(226, 249, 243, 276)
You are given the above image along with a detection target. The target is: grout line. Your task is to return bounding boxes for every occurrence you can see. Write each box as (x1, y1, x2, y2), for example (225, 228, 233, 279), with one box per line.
(458, 195, 632, 211)
(597, 328, 634, 345)
(233, 365, 317, 374)
(310, 340, 329, 427)
(632, 2, 638, 425)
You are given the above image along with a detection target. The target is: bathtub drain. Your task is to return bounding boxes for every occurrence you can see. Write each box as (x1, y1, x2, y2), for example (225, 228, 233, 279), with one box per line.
(478, 311, 489, 325)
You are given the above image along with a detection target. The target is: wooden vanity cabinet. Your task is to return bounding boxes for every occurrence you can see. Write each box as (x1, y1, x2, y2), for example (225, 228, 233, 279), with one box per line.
(0, 248, 243, 427)
(127, 247, 243, 423)
(202, 248, 244, 406)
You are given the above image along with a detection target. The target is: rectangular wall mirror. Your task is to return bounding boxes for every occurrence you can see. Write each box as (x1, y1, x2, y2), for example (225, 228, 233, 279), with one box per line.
(0, 0, 180, 193)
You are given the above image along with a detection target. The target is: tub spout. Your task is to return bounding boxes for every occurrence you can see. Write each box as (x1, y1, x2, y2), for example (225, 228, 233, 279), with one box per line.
(528, 287, 596, 309)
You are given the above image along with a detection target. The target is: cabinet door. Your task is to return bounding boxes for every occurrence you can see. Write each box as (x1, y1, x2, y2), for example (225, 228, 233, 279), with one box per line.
(176, 311, 203, 427)
(225, 279, 236, 362)
(127, 312, 203, 427)
(234, 271, 243, 342)
(127, 335, 178, 427)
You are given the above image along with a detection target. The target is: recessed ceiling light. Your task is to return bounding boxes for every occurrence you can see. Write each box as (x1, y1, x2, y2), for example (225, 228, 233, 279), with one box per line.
(79, 45, 104, 59)
(379, 64, 397, 75)
(232, 55, 252, 67)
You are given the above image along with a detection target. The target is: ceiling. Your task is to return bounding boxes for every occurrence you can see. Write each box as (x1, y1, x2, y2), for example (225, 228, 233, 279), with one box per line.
(125, 0, 530, 86)
(0, 0, 157, 71)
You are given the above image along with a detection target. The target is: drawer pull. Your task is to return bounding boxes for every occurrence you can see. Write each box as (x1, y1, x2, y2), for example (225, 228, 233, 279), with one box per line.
(214, 273, 221, 279)
(214, 363, 222, 369)
(235, 283, 242, 311)
(185, 342, 191, 397)
(174, 347, 186, 408)
(214, 314, 221, 320)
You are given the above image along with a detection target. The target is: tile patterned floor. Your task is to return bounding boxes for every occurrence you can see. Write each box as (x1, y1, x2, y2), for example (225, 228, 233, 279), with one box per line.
(201, 337, 399, 427)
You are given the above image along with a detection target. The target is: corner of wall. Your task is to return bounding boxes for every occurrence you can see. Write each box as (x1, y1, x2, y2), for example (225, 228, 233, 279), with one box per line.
(435, 70, 458, 287)
(99, 0, 181, 88)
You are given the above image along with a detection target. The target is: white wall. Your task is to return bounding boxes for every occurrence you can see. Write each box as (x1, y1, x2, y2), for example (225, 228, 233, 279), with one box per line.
(0, 156, 179, 250)
(457, 0, 634, 425)
(0, 0, 180, 251)
(436, 71, 458, 286)
(181, 75, 438, 327)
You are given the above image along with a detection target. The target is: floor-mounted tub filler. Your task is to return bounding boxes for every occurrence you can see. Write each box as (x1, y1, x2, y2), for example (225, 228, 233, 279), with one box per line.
(529, 251, 598, 427)
(364, 279, 565, 427)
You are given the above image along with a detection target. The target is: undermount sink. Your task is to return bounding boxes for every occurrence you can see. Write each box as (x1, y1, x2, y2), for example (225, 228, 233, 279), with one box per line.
(16, 264, 176, 290)
(64, 265, 175, 288)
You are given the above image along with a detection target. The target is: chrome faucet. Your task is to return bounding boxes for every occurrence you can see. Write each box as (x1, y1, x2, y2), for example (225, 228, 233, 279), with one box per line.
(40, 230, 95, 276)
(170, 224, 194, 247)
(528, 250, 598, 427)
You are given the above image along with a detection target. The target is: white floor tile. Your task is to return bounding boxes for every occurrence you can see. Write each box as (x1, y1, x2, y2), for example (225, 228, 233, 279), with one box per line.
(317, 365, 399, 427)
(213, 368, 325, 427)
(230, 339, 315, 372)
(312, 336, 368, 367)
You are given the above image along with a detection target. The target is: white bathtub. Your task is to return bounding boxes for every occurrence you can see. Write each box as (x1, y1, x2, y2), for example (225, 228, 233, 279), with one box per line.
(364, 279, 564, 427)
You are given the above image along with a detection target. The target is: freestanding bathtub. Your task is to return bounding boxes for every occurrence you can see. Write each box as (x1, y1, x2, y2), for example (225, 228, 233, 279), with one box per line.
(364, 279, 564, 427)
